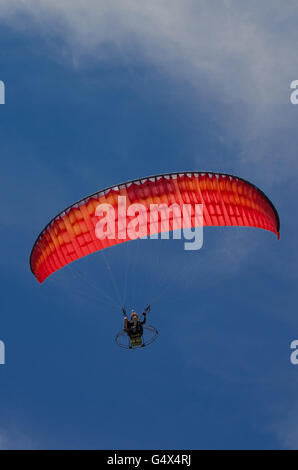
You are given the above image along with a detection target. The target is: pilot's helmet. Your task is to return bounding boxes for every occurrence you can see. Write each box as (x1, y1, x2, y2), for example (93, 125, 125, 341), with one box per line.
(131, 309, 138, 319)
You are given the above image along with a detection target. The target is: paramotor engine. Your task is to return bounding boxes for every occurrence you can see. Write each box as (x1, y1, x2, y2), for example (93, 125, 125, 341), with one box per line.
(115, 324, 159, 349)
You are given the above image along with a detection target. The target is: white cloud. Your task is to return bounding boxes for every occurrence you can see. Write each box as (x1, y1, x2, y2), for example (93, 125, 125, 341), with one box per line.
(0, 2, 296, 101)
(272, 404, 298, 449)
(1, 1, 297, 178)
(0, 431, 8, 449)
(0, 427, 35, 450)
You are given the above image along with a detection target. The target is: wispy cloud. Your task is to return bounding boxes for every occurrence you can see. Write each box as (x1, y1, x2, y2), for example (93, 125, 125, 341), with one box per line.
(0, 430, 8, 449)
(0, 427, 36, 450)
(1, 2, 296, 99)
(1, 1, 297, 171)
(271, 403, 298, 450)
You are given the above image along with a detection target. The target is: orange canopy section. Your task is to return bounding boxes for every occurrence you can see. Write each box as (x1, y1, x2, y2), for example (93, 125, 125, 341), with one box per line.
(30, 172, 280, 283)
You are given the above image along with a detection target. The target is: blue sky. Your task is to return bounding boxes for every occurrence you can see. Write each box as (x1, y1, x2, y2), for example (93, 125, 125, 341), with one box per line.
(0, 1, 298, 449)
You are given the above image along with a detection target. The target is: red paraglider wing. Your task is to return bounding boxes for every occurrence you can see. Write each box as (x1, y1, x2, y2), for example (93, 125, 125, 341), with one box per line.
(30, 172, 280, 283)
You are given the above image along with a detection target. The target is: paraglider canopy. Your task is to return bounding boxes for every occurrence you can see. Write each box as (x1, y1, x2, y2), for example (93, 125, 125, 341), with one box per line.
(30, 171, 280, 283)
